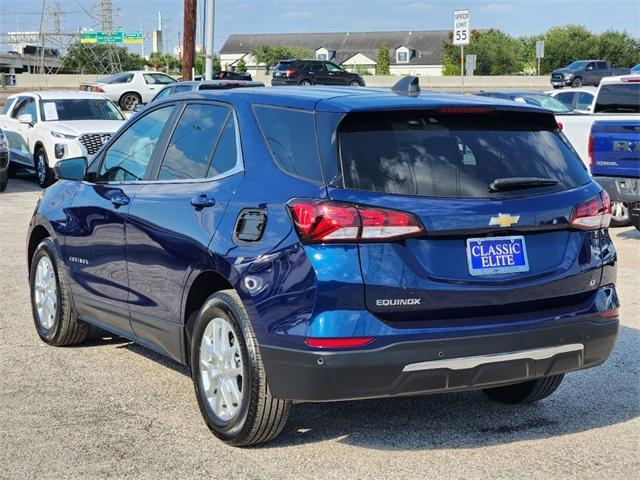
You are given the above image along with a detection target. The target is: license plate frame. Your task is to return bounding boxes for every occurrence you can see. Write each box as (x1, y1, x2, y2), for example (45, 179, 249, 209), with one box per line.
(466, 235, 529, 276)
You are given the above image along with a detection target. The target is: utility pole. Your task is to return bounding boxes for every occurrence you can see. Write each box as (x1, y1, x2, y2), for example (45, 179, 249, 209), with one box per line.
(204, 0, 215, 80)
(94, 0, 117, 32)
(182, 0, 197, 81)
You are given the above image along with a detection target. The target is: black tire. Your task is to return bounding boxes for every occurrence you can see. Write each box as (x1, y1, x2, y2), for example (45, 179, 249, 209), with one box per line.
(610, 202, 631, 227)
(349, 80, 361, 87)
(7, 161, 19, 178)
(34, 147, 54, 188)
(483, 374, 564, 404)
(0, 173, 7, 192)
(552, 85, 562, 89)
(571, 77, 583, 88)
(191, 290, 291, 446)
(29, 238, 90, 346)
(119, 92, 142, 111)
(298, 79, 313, 86)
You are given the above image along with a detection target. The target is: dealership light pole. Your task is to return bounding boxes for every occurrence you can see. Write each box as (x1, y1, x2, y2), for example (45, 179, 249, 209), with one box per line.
(182, 0, 197, 81)
(204, 0, 215, 80)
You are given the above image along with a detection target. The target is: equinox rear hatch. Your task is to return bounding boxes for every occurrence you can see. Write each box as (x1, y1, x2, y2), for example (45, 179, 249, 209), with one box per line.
(328, 109, 606, 323)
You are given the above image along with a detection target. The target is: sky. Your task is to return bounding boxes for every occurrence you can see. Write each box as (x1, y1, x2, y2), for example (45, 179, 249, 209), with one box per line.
(1, 0, 639, 54)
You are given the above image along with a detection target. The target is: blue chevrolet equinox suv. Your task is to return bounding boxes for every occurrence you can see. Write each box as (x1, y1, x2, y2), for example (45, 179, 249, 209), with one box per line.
(27, 80, 619, 446)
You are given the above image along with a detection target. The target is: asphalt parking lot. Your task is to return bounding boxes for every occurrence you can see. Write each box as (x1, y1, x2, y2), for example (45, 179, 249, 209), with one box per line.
(1, 176, 638, 480)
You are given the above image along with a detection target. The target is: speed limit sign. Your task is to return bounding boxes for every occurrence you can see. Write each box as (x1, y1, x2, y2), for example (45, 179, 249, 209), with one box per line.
(453, 9, 470, 45)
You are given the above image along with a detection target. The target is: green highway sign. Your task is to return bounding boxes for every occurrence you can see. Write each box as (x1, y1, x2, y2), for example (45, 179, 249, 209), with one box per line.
(123, 32, 143, 44)
(79, 30, 141, 44)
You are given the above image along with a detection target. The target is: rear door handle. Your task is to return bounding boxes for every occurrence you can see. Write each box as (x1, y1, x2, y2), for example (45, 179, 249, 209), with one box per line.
(190, 195, 216, 208)
(110, 193, 130, 207)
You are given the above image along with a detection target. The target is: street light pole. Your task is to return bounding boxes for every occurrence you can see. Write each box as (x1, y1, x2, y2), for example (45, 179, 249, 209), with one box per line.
(204, 0, 215, 80)
(182, 0, 197, 81)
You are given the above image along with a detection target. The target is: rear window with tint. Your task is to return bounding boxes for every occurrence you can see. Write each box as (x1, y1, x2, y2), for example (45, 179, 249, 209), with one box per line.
(338, 111, 590, 198)
(253, 105, 324, 183)
(594, 83, 640, 113)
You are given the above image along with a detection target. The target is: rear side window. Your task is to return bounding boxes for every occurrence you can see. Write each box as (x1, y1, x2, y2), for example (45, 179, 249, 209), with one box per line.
(253, 105, 323, 182)
(158, 103, 230, 180)
(338, 111, 590, 198)
(594, 83, 640, 113)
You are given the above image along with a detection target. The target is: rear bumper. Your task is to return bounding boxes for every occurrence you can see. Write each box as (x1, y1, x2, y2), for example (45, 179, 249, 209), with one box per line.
(593, 176, 640, 203)
(261, 316, 618, 402)
(271, 78, 298, 86)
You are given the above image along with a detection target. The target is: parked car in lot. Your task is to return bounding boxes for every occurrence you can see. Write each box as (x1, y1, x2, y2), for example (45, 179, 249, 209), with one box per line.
(546, 86, 598, 112)
(0, 128, 9, 192)
(630, 64, 640, 75)
(271, 59, 365, 86)
(550, 60, 630, 88)
(0, 91, 125, 187)
(589, 119, 640, 228)
(80, 71, 177, 111)
(27, 80, 618, 447)
(180, 71, 253, 82)
(475, 91, 573, 114)
(139, 79, 265, 109)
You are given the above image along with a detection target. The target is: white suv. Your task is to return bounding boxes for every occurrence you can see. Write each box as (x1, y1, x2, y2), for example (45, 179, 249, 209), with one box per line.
(80, 71, 177, 111)
(0, 91, 125, 187)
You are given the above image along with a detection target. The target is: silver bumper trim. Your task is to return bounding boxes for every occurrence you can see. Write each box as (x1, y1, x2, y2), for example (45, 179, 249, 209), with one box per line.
(402, 343, 584, 372)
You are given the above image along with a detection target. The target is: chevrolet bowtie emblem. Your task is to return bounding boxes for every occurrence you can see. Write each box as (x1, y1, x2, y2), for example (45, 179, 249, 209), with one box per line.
(489, 213, 520, 228)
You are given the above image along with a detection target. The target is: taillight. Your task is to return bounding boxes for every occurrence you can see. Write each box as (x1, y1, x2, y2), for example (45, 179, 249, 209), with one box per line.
(570, 191, 612, 230)
(437, 107, 493, 114)
(556, 121, 564, 131)
(286, 68, 296, 78)
(305, 337, 374, 348)
(288, 200, 424, 244)
(94, 86, 105, 93)
(588, 133, 594, 169)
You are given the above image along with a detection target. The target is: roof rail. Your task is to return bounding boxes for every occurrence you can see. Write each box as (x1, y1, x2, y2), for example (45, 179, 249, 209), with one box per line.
(392, 76, 420, 96)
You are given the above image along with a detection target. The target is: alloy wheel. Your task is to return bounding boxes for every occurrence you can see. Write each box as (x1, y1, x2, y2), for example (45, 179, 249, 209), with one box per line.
(34, 256, 57, 330)
(199, 317, 244, 421)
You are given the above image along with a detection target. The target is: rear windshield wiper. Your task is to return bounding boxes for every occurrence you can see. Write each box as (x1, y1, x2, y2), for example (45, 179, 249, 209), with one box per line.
(489, 177, 558, 192)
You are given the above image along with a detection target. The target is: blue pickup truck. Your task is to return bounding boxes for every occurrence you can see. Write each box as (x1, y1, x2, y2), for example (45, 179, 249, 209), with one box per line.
(590, 120, 640, 230)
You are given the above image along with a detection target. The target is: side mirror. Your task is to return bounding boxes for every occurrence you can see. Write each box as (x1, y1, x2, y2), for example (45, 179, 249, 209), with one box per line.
(18, 114, 34, 125)
(54, 157, 87, 181)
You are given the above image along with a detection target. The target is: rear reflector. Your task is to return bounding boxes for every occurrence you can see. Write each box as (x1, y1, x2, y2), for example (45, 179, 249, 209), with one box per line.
(599, 308, 619, 318)
(288, 200, 424, 244)
(305, 337, 374, 348)
(570, 191, 612, 230)
(588, 133, 594, 169)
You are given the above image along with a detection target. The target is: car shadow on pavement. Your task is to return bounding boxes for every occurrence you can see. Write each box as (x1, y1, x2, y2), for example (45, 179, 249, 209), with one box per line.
(2, 175, 42, 194)
(263, 325, 639, 450)
(617, 229, 640, 239)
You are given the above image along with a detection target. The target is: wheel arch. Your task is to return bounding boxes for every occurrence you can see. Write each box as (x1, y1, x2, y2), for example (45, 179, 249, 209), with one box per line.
(27, 224, 52, 271)
(181, 269, 234, 364)
(33, 141, 45, 158)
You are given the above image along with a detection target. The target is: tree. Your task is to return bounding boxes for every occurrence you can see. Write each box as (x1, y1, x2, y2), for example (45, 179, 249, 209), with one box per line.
(541, 25, 598, 73)
(253, 45, 310, 72)
(236, 57, 247, 74)
(596, 30, 640, 67)
(442, 29, 524, 75)
(61, 42, 145, 74)
(376, 42, 390, 75)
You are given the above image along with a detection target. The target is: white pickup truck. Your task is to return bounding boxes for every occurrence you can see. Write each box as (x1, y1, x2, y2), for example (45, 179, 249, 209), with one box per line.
(561, 75, 640, 165)
(559, 74, 640, 225)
